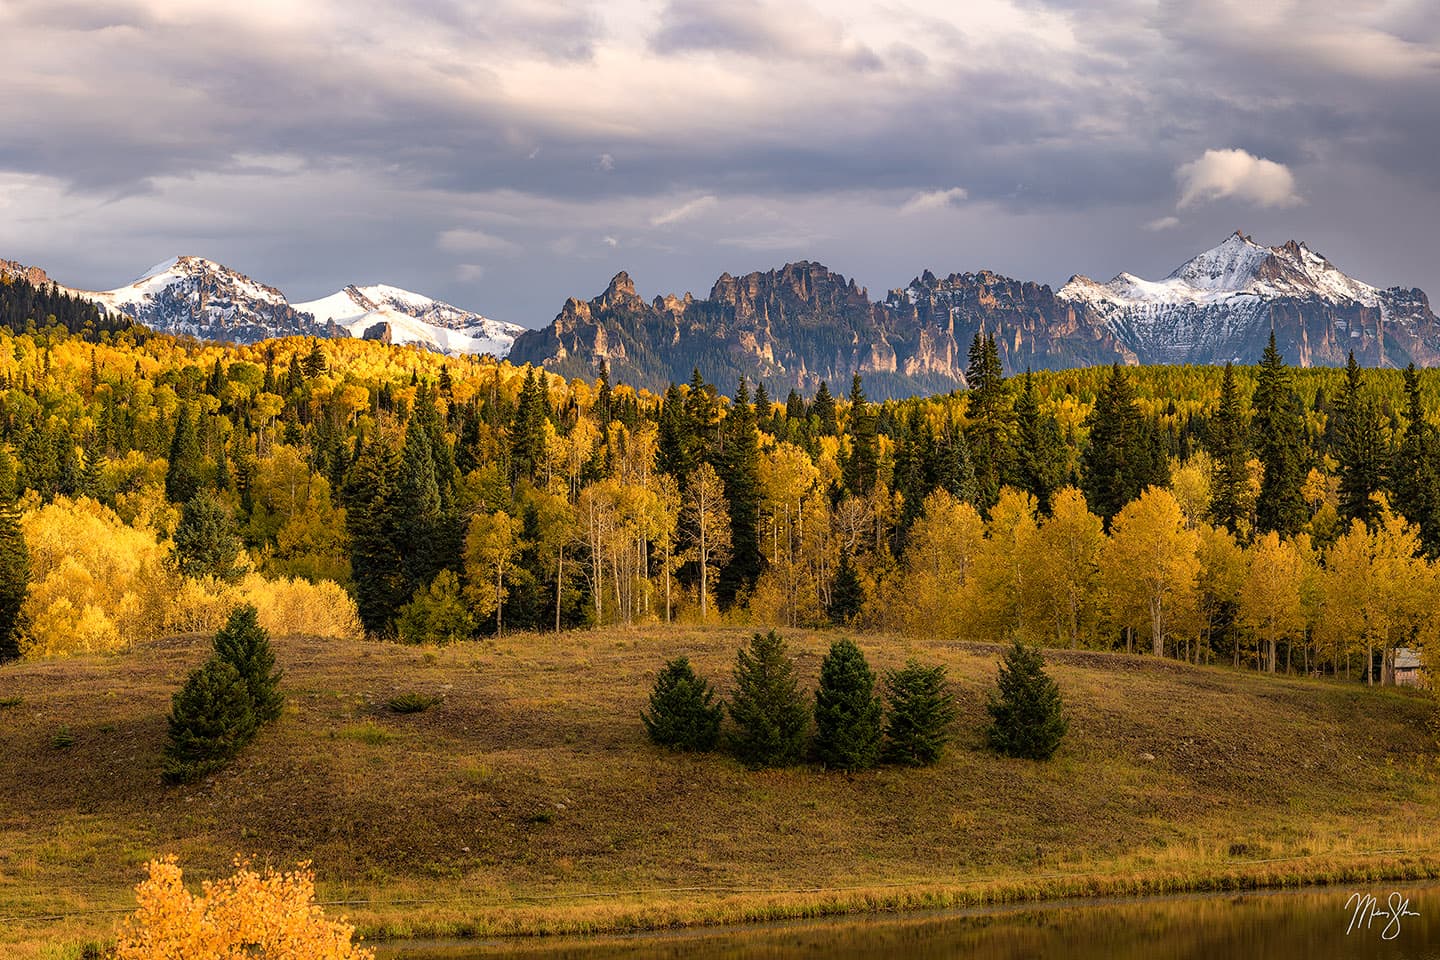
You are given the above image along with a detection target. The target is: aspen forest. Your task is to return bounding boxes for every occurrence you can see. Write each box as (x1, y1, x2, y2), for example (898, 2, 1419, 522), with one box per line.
(1, 274, 1439, 689)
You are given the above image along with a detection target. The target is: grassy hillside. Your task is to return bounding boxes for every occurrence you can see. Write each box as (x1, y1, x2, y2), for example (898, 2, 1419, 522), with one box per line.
(2, 627, 1439, 957)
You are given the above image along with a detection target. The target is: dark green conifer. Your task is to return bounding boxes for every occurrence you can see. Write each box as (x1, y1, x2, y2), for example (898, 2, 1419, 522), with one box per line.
(162, 659, 256, 784)
(1208, 361, 1250, 533)
(841, 374, 878, 496)
(213, 604, 284, 724)
(986, 639, 1067, 760)
(1252, 332, 1308, 536)
(165, 402, 203, 504)
(0, 490, 29, 664)
(717, 378, 764, 605)
(1080, 364, 1167, 524)
(1011, 370, 1065, 513)
(1392, 364, 1440, 551)
(812, 380, 838, 436)
(641, 657, 723, 751)
(813, 639, 882, 771)
(171, 491, 244, 582)
(882, 661, 958, 766)
(827, 552, 865, 624)
(344, 435, 407, 635)
(728, 631, 809, 768)
(1335, 351, 1386, 526)
(965, 332, 1012, 508)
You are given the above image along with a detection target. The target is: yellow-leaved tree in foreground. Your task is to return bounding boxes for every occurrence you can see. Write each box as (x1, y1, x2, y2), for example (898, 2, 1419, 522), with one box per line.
(115, 856, 372, 959)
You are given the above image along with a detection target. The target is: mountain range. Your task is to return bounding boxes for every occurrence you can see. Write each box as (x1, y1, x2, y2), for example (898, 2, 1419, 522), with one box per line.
(3, 232, 1436, 397)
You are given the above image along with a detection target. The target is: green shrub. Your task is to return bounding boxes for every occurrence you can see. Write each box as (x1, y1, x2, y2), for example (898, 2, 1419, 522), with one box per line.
(214, 605, 284, 724)
(986, 638, 1068, 760)
(387, 692, 443, 714)
(641, 657, 723, 751)
(728, 631, 809, 768)
(882, 660, 958, 766)
(163, 659, 256, 784)
(51, 726, 75, 749)
(813, 639, 882, 771)
(396, 570, 474, 645)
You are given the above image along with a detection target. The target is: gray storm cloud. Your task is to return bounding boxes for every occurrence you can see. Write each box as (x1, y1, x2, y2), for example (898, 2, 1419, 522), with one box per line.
(0, 0, 1435, 328)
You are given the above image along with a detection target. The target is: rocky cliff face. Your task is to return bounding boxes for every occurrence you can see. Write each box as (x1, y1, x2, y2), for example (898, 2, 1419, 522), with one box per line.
(511, 262, 1108, 398)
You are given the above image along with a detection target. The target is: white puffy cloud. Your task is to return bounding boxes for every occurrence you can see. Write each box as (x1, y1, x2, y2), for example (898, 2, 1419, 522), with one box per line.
(899, 187, 968, 215)
(436, 228, 518, 253)
(651, 194, 717, 226)
(1176, 149, 1301, 209)
(1144, 215, 1180, 231)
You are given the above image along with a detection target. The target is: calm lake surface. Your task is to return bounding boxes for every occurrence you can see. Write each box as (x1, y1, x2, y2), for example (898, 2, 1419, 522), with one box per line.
(376, 883, 1440, 959)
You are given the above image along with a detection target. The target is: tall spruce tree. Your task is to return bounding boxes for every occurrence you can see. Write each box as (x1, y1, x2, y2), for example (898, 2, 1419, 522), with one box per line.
(1080, 364, 1167, 524)
(1392, 364, 1440, 552)
(213, 605, 284, 725)
(641, 657, 723, 752)
(842, 374, 878, 496)
(0, 489, 29, 664)
(728, 630, 809, 768)
(1335, 351, 1386, 527)
(163, 658, 256, 784)
(1011, 371, 1065, 513)
(1208, 362, 1250, 533)
(396, 413, 447, 596)
(1251, 332, 1308, 537)
(986, 639, 1067, 760)
(935, 416, 980, 506)
(165, 402, 203, 504)
(344, 435, 407, 635)
(965, 333, 1012, 508)
(812, 380, 838, 436)
(882, 661, 958, 767)
(827, 552, 865, 624)
(171, 491, 244, 581)
(717, 378, 764, 605)
(813, 639, 883, 771)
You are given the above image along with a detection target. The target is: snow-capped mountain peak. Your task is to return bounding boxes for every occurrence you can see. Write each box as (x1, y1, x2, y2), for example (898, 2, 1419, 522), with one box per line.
(1163, 230, 1271, 293)
(294, 283, 524, 357)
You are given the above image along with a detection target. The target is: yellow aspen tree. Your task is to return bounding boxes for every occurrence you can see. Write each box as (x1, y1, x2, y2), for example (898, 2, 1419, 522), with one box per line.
(1238, 531, 1306, 673)
(463, 509, 523, 634)
(1028, 487, 1103, 648)
(1099, 486, 1200, 657)
(681, 462, 730, 621)
(898, 488, 985, 641)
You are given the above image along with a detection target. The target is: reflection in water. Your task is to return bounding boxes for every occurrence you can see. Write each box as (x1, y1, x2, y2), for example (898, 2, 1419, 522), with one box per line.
(378, 885, 1440, 960)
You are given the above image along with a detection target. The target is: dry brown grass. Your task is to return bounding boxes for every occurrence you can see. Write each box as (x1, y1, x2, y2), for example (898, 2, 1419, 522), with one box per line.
(2, 625, 1438, 958)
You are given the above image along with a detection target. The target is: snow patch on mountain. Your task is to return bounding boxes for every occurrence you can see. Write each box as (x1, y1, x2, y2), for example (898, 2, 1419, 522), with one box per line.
(294, 284, 523, 357)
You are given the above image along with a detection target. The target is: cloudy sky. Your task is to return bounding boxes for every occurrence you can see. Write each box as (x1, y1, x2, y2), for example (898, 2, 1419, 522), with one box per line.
(1, 0, 1437, 327)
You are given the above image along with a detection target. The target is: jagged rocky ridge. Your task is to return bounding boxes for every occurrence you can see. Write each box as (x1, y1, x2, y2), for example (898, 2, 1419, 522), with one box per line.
(511, 233, 1440, 397)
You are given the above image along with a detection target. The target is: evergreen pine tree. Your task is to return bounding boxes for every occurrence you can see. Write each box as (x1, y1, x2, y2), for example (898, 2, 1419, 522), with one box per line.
(641, 657, 723, 751)
(396, 414, 445, 596)
(717, 378, 765, 604)
(827, 552, 865, 624)
(1080, 364, 1167, 524)
(165, 402, 203, 504)
(162, 659, 256, 784)
(813, 639, 883, 771)
(1208, 361, 1250, 533)
(213, 604, 284, 724)
(0, 491, 29, 664)
(986, 639, 1067, 760)
(1335, 351, 1386, 526)
(657, 383, 695, 482)
(1011, 370, 1065, 513)
(965, 333, 1012, 508)
(300, 341, 327, 379)
(213, 436, 231, 493)
(1252, 332, 1308, 537)
(935, 416, 980, 506)
(841, 374, 878, 496)
(1392, 364, 1440, 552)
(595, 359, 614, 425)
(728, 630, 809, 768)
(882, 661, 958, 766)
(343, 435, 407, 635)
(171, 491, 244, 581)
(812, 380, 839, 436)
